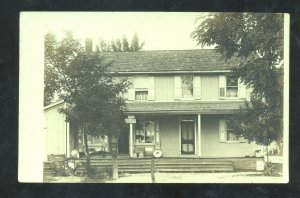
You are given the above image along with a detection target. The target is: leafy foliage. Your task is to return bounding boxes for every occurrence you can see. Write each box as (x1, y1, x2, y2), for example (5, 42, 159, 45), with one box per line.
(130, 33, 145, 52)
(192, 13, 284, 145)
(122, 35, 130, 52)
(44, 31, 83, 105)
(44, 31, 130, 138)
(97, 33, 145, 52)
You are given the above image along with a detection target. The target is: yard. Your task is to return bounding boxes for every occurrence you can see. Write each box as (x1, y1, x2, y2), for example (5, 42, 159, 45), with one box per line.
(45, 171, 284, 183)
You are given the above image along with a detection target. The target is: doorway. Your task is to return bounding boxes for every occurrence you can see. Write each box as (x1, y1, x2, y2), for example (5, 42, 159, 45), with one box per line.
(181, 120, 195, 154)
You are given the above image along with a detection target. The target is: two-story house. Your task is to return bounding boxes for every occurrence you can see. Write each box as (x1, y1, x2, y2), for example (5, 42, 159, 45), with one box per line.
(44, 49, 258, 162)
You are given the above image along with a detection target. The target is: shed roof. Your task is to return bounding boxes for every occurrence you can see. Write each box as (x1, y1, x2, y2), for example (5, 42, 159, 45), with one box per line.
(103, 49, 241, 73)
(126, 101, 245, 114)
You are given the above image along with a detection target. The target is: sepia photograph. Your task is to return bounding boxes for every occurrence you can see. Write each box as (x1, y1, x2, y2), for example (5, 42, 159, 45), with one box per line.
(19, 12, 289, 183)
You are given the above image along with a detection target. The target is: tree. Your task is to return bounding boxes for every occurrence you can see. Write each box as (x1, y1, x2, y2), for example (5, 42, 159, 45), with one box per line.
(192, 13, 284, 147)
(44, 31, 130, 178)
(96, 34, 145, 52)
(44, 31, 83, 106)
(110, 39, 118, 52)
(122, 35, 130, 52)
(130, 33, 145, 52)
(98, 38, 111, 52)
(115, 39, 122, 52)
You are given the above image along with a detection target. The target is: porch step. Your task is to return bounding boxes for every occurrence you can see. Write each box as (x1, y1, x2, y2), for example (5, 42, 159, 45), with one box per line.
(119, 167, 233, 173)
(71, 158, 234, 174)
(43, 162, 56, 177)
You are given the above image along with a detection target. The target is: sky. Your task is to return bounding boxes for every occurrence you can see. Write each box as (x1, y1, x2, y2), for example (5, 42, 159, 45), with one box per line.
(38, 12, 209, 50)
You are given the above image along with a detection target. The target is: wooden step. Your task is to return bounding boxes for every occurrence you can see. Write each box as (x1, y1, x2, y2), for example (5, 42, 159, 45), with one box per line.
(65, 158, 234, 174)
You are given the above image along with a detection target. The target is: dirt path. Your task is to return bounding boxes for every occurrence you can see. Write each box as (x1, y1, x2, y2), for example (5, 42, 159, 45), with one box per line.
(106, 172, 285, 183)
(44, 172, 285, 183)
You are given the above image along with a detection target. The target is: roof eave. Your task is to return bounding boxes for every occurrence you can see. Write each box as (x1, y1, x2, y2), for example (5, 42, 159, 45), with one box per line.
(109, 70, 233, 75)
(125, 110, 240, 115)
(44, 100, 65, 110)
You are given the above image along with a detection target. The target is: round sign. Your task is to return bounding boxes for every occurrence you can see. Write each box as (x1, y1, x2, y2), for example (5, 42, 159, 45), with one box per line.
(153, 149, 163, 158)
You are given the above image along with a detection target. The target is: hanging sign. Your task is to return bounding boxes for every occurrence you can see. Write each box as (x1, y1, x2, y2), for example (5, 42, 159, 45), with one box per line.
(125, 118, 136, 124)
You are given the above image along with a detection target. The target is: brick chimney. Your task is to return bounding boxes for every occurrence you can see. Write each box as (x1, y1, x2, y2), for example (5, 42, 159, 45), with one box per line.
(85, 38, 93, 52)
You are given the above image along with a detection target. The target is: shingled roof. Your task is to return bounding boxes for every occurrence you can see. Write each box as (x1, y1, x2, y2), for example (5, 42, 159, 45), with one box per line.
(102, 49, 241, 73)
(126, 101, 245, 114)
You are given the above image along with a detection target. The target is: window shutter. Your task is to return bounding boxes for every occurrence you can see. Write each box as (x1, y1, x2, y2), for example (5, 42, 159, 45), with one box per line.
(174, 76, 181, 100)
(219, 75, 226, 100)
(128, 77, 135, 101)
(219, 119, 227, 142)
(193, 76, 201, 100)
(238, 78, 247, 99)
(148, 76, 155, 100)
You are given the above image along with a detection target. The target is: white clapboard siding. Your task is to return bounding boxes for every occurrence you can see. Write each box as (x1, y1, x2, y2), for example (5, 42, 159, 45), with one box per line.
(193, 76, 201, 100)
(219, 75, 226, 100)
(128, 77, 135, 101)
(134, 76, 149, 89)
(155, 76, 174, 100)
(219, 119, 227, 143)
(238, 78, 247, 99)
(148, 76, 155, 100)
(174, 76, 181, 100)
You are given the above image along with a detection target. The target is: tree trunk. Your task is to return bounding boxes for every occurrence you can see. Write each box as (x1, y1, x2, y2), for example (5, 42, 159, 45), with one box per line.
(112, 155, 118, 180)
(109, 135, 118, 180)
(83, 126, 91, 176)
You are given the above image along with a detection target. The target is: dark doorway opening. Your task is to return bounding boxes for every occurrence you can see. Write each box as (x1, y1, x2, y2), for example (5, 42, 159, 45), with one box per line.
(118, 125, 129, 155)
(181, 121, 195, 154)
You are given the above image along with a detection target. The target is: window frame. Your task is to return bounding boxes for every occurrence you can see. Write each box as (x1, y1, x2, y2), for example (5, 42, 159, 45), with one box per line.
(226, 76, 239, 99)
(226, 121, 246, 143)
(135, 89, 148, 101)
(181, 75, 194, 99)
(134, 120, 156, 145)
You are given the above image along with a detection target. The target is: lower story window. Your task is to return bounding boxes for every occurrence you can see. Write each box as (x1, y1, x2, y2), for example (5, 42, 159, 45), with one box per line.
(135, 120, 155, 143)
(227, 123, 245, 142)
(227, 129, 238, 141)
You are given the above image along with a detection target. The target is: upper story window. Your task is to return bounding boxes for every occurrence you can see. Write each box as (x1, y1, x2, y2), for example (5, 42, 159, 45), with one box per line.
(219, 75, 239, 99)
(181, 75, 193, 98)
(135, 90, 148, 100)
(226, 76, 238, 98)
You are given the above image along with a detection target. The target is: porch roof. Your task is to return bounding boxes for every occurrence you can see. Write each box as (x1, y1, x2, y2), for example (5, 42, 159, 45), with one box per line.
(126, 101, 245, 114)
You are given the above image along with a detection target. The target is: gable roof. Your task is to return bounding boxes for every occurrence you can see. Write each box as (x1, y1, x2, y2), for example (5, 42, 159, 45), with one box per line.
(102, 49, 241, 73)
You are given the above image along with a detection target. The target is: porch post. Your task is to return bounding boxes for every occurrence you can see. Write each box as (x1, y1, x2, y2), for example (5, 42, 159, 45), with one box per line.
(197, 113, 201, 157)
(129, 123, 133, 157)
(126, 115, 135, 158)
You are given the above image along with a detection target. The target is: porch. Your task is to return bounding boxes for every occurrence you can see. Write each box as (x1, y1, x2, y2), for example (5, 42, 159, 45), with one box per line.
(123, 113, 258, 159)
(68, 156, 264, 175)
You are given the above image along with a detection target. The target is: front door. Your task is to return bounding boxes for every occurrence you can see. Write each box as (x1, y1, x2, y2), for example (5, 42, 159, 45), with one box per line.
(181, 121, 195, 154)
